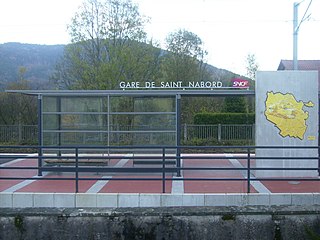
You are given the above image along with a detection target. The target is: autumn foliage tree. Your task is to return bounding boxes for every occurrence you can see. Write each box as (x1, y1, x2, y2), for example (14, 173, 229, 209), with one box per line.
(0, 68, 37, 125)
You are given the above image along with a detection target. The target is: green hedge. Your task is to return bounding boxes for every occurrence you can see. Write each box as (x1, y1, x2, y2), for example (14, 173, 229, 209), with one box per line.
(194, 113, 255, 125)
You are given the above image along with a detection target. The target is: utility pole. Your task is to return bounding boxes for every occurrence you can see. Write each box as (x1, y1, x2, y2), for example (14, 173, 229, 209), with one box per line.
(293, 0, 313, 70)
(293, 2, 299, 70)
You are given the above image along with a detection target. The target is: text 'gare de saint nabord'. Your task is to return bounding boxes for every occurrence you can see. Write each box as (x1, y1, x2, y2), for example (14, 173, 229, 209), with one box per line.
(119, 81, 224, 89)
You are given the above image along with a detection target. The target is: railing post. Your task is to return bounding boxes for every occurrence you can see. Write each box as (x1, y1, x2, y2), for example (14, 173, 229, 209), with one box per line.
(38, 146, 43, 177)
(247, 147, 251, 193)
(218, 124, 221, 142)
(18, 124, 22, 144)
(75, 147, 79, 193)
(162, 147, 166, 193)
(252, 124, 255, 144)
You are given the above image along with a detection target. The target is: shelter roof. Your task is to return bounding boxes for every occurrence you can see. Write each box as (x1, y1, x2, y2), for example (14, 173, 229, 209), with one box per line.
(5, 89, 255, 97)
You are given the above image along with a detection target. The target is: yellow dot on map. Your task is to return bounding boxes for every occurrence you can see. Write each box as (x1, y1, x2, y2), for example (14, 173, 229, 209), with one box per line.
(307, 136, 316, 140)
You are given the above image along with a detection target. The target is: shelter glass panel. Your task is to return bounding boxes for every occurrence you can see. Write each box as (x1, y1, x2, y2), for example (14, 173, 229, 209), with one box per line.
(60, 114, 107, 131)
(42, 94, 177, 147)
(43, 97, 58, 112)
(61, 97, 108, 113)
(43, 114, 59, 130)
(109, 132, 176, 146)
(60, 132, 108, 145)
(134, 97, 175, 112)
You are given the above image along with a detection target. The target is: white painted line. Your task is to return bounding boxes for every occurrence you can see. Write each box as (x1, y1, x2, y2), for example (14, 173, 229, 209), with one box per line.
(2, 180, 37, 193)
(1, 154, 47, 193)
(85, 154, 131, 193)
(171, 158, 184, 193)
(2, 174, 47, 193)
(171, 177, 184, 193)
(86, 176, 112, 193)
(114, 155, 131, 168)
(225, 153, 271, 194)
(0, 153, 38, 167)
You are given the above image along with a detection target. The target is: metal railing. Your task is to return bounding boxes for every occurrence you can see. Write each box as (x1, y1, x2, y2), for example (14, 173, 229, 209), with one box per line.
(0, 125, 37, 144)
(0, 145, 319, 194)
(183, 124, 255, 143)
(0, 124, 255, 145)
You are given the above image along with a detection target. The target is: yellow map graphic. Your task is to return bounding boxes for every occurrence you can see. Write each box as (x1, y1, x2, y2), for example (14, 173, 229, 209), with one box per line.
(264, 91, 314, 140)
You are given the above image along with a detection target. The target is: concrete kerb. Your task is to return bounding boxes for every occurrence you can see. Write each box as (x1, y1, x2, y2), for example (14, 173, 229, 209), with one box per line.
(1, 193, 320, 208)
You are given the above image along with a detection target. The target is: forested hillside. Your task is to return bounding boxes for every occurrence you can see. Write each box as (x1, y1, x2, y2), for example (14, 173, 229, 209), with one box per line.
(0, 42, 64, 89)
(0, 42, 248, 91)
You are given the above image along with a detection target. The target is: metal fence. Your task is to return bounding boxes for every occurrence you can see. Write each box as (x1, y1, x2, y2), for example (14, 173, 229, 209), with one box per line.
(0, 124, 255, 145)
(182, 124, 255, 143)
(0, 145, 319, 194)
(0, 125, 37, 144)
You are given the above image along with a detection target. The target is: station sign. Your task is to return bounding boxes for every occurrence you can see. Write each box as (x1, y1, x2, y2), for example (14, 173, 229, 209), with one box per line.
(232, 78, 249, 88)
(119, 79, 250, 90)
(119, 81, 224, 89)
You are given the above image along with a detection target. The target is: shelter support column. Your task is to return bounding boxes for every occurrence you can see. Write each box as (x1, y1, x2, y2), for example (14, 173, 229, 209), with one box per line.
(37, 94, 43, 176)
(57, 97, 62, 157)
(176, 94, 181, 177)
(318, 97, 320, 176)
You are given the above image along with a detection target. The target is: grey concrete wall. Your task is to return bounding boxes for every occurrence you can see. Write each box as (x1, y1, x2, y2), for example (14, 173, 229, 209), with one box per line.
(2, 192, 320, 208)
(255, 71, 318, 177)
(0, 206, 319, 240)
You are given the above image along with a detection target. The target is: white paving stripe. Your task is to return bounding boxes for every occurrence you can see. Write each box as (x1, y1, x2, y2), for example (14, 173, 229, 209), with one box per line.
(2, 153, 130, 194)
(225, 153, 271, 194)
(171, 158, 184, 193)
(171, 177, 184, 193)
(1, 154, 46, 193)
(0, 153, 38, 167)
(2, 180, 37, 193)
(86, 176, 112, 193)
(86, 154, 131, 193)
(2, 175, 46, 193)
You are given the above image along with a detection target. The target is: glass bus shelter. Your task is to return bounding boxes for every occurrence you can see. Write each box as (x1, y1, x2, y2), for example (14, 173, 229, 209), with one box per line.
(7, 89, 255, 176)
(9, 90, 253, 150)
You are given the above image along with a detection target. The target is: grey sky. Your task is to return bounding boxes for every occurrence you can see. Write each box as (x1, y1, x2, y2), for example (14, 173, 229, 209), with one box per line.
(0, 0, 319, 75)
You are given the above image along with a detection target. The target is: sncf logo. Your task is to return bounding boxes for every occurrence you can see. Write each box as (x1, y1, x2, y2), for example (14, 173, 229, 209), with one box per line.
(232, 79, 249, 88)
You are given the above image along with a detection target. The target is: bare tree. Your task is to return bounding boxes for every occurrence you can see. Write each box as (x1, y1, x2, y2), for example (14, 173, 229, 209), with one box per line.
(161, 29, 209, 84)
(52, 0, 161, 89)
(245, 53, 259, 80)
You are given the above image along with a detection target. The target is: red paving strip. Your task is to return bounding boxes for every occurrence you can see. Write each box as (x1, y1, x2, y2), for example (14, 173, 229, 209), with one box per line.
(183, 170, 244, 179)
(0, 156, 127, 193)
(183, 163, 244, 177)
(100, 175, 172, 193)
(183, 156, 235, 166)
(184, 180, 257, 193)
(183, 156, 246, 193)
(1, 154, 319, 194)
(182, 156, 253, 193)
(0, 180, 24, 192)
(183, 158, 240, 177)
(261, 180, 320, 193)
(0, 159, 39, 192)
(16, 175, 98, 193)
(224, 154, 256, 168)
(183, 155, 259, 193)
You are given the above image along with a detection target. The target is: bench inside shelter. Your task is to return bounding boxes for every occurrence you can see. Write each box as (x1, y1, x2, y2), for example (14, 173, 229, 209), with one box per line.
(42, 149, 110, 167)
(44, 158, 109, 166)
